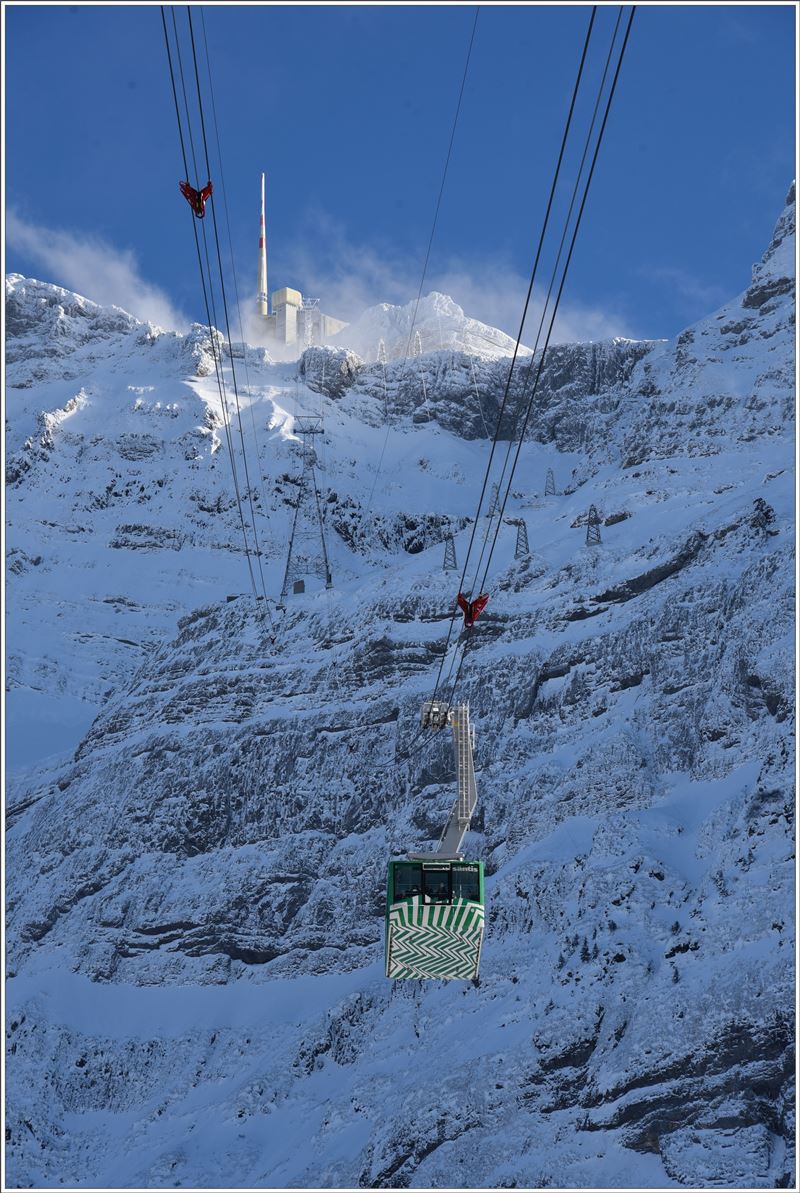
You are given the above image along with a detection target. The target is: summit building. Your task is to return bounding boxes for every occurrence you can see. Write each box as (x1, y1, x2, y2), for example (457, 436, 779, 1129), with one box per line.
(256, 173, 348, 349)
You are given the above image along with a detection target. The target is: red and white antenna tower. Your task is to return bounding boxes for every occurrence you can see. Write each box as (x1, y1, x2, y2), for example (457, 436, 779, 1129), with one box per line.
(257, 172, 269, 317)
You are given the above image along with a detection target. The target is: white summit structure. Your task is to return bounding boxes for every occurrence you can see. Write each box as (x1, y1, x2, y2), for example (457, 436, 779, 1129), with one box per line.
(256, 172, 348, 349)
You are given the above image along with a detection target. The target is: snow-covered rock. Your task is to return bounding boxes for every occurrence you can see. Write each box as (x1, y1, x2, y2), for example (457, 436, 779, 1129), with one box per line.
(333, 290, 530, 360)
(4, 185, 795, 1188)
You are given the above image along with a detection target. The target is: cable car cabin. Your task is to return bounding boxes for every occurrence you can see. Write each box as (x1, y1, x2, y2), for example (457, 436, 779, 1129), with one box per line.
(385, 859, 485, 980)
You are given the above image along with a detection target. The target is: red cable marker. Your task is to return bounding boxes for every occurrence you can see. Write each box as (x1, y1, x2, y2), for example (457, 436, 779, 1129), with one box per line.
(457, 592, 490, 628)
(179, 179, 213, 218)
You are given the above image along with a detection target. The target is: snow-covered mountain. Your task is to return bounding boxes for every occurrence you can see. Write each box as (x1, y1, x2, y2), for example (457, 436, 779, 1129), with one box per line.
(4, 184, 795, 1188)
(333, 290, 531, 360)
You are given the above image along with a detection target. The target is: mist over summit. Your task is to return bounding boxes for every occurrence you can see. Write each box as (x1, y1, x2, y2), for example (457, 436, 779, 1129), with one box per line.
(333, 290, 533, 360)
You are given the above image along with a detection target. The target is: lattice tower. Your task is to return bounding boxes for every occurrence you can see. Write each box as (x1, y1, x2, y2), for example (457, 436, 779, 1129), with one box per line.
(514, 519, 530, 559)
(376, 339, 389, 422)
(279, 415, 333, 603)
(487, 482, 501, 518)
(586, 504, 602, 546)
(443, 534, 458, 571)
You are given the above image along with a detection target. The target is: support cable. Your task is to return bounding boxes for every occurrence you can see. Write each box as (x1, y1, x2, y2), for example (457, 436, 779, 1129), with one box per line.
(169, 7, 254, 578)
(171, 8, 201, 182)
(438, 6, 625, 709)
(443, 6, 636, 707)
(379, 4, 602, 767)
(429, 4, 598, 702)
(477, 7, 635, 601)
(186, 6, 271, 612)
(171, 11, 232, 372)
(170, 7, 228, 376)
(171, 8, 230, 379)
(160, 7, 260, 603)
(467, 345, 491, 440)
(198, 8, 276, 628)
(464, 4, 624, 605)
(400, 6, 480, 366)
(381, 8, 633, 781)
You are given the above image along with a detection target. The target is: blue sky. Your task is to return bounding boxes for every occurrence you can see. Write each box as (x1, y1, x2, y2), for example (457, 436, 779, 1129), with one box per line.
(5, 3, 796, 343)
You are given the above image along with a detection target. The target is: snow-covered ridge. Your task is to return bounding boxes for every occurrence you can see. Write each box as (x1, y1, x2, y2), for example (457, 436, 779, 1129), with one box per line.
(745, 179, 795, 307)
(332, 289, 532, 360)
(4, 184, 796, 1188)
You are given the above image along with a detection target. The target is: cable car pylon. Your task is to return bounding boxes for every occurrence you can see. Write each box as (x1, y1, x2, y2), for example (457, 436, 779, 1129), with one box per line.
(487, 482, 501, 518)
(586, 503, 602, 545)
(513, 518, 530, 559)
(278, 415, 333, 606)
(443, 534, 458, 571)
(376, 339, 389, 423)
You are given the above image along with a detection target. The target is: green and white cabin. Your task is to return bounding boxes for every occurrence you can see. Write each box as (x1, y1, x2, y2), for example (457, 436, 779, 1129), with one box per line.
(385, 858, 485, 980)
(385, 700, 486, 981)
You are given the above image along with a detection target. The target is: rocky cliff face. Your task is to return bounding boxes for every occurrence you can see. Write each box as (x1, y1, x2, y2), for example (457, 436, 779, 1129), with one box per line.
(5, 187, 795, 1188)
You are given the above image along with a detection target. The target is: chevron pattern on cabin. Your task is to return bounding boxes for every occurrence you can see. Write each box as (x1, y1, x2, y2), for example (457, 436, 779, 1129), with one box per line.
(385, 898, 485, 980)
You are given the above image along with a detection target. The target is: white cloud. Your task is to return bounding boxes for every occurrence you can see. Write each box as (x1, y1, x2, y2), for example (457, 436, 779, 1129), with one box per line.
(278, 209, 634, 347)
(644, 264, 729, 313)
(428, 263, 632, 346)
(6, 210, 188, 331)
(5, 203, 632, 350)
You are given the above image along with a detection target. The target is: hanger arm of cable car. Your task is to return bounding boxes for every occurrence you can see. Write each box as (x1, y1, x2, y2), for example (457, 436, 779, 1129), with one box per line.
(418, 700, 478, 859)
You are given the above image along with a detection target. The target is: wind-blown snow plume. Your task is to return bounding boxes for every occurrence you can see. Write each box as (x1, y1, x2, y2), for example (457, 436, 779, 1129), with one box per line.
(283, 209, 633, 344)
(7, 209, 188, 331)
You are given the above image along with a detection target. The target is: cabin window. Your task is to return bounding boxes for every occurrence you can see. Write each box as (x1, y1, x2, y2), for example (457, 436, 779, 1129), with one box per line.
(451, 867, 480, 902)
(393, 864, 422, 901)
(423, 869, 451, 904)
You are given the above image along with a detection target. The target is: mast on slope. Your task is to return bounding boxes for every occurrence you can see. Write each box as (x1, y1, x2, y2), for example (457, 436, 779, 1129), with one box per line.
(443, 534, 458, 571)
(278, 416, 333, 606)
(512, 518, 530, 559)
(376, 339, 389, 423)
(487, 482, 501, 519)
(586, 504, 602, 546)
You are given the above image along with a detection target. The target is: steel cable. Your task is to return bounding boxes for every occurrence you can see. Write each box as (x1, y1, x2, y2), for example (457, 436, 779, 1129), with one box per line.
(382, 5, 605, 772)
(429, 5, 598, 703)
(197, 8, 277, 629)
(464, 5, 624, 605)
(160, 7, 260, 603)
(476, 7, 636, 603)
(443, 5, 636, 708)
(185, 6, 272, 613)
